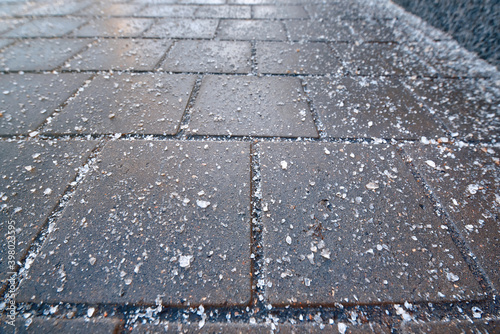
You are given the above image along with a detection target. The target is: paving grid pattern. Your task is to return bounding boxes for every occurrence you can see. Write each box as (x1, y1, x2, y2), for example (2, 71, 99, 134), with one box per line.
(0, 0, 499, 332)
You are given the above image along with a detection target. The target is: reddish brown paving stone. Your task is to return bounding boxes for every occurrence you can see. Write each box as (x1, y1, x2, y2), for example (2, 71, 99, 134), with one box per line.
(217, 20, 286, 41)
(259, 142, 484, 305)
(401, 319, 500, 334)
(0, 317, 123, 334)
(403, 143, 500, 290)
(18, 141, 252, 306)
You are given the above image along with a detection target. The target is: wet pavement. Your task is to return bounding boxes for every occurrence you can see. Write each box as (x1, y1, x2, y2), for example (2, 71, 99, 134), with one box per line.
(0, 0, 499, 333)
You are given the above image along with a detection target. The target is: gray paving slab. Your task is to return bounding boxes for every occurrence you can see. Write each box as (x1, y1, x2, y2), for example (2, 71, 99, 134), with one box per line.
(403, 143, 500, 291)
(195, 5, 251, 19)
(138, 4, 198, 17)
(401, 319, 500, 334)
(4, 17, 87, 37)
(0, 38, 15, 49)
(0, 73, 91, 135)
(285, 20, 357, 42)
(188, 75, 318, 138)
(66, 39, 171, 71)
(404, 78, 500, 141)
(304, 76, 445, 139)
(0, 39, 88, 72)
(0, 140, 97, 288)
(258, 142, 484, 305)
(0, 18, 26, 34)
(0, 3, 35, 16)
(18, 140, 252, 306)
(253, 5, 308, 19)
(78, 3, 146, 16)
(144, 18, 218, 38)
(333, 43, 433, 76)
(217, 19, 286, 41)
(0, 317, 122, 334)
(161, 40, 251, 73)
(24, 1, 90, 16)
(256, 42, 339, 75)
(45, 73, 196, 135)
(72, 18, 154, 37)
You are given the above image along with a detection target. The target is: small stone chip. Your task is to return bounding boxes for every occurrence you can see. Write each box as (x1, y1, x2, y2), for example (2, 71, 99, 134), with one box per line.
(196, 199, 211, 208)
(365, 182, 379, 190)
(280, 161, 288, 170)
(179, 255, 193, 268)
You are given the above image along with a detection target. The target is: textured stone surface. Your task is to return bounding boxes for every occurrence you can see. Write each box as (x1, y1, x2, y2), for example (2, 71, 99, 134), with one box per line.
(18, 141, 252, 306)
(4, 17, 86, 37)
(256, 42, 339, 75)
(1, 317, 122, 334)
(217, 20, 286, 41)
(138, 5, 198, 17)
(0, 73, 91, 135)
(66, 39, 171, 71)
(78, 3, 145, 16)
(304, 76, 445, 139)
(259, 142, 483, 305)
(253, 5, 308, 19)
(401, 319, 500, 334)
(333, 43, 432, 76)
(25, 1, 90, 16)
(285, 20, 356, 42)
(404, 143, 500, 290)
(0, 140, 97, 288)
(72, 18, 154, 37)
(45, 73, 196, 135)
(0, 39, 88, 71)
(161, 40, 251, 73)
(188, 75, 318, 137)
(404, 78, 500, 141)
(195, 5, 251, 18)
(144, 18, 218, 38)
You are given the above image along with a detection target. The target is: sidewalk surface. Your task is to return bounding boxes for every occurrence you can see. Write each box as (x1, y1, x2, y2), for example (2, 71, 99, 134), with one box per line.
(0, 0, 499, 332)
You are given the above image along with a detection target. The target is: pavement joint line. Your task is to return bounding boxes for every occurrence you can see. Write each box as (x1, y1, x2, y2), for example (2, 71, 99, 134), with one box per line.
(152, 37, 176, 71)
(397, 145, 498, 296)
(174, 74, 204, 139)
(300, 77, 327, 139)
(212, 18, 221, 39)
(250, 39, 257, 75)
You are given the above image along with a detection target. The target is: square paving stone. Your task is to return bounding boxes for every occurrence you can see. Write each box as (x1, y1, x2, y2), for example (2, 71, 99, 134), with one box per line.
(1, 317, 122, 334)
(0, 73, 91, 135)
(138, 4, 198, 17)
(403, 144, 500, 291)
(0, 39, 88, 72)
(195, 5, 251, 18)
(160, 40, 251, 73)
(188, 75, 318, 138)
(0, 140, 97, 289)
(45, 73, 196, 135)
(66, 39, 171, 71)
(4, 17, 87, 37)
(304, 76, 445, 139)
(285, 20, 357, 42)
(332, 43, 432, 76)
(72, 18, 154, 37)
(144, 18, 218, 38)
(258, 142, 484, 305)
(257, 42, 339, 75)
(217, 20, 286, 41)
(253, 5, 308, 19)
(17, 140, 252, 306)
(404, 78, 500, 141)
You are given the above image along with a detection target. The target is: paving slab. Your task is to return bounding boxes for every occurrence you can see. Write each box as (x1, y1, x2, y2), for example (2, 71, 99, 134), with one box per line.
(45, 73, 196, 135)
(0, 317, 122, 334)
(0, 38, 14, 49)
(0, 73, 91, 135)
(304, 76, 445, 139)
(66, 39, 171, 71)
(4, 17, 87, 37)
(138, 4, 198, 17)
(24, 1, 90, 16)
(285, 20, 356, 42)
(256, 42, 339, 75)
(144, 18, 218, 38)
(0, 18, 26, 34)
(160, 40, 251, 73)
(72, 18, 154, 37)
(404, 78, 500, 141)
(352, 20, 398, 43)
(403, 143, 500, 291)
(195, 5, 251, 18)
(253, 5, 308, 19)
(217, 19, 286, 41)
(0, 140, 97, 289)
(258, 142, 484, 305)
(78, 3, 146, 16)
(0, 39, 88, 72)
(188, 75, 318, 138)
(401, 319, 500, 334)
(18, 140, 252, 306)
(0, 3, 35, 17)
(332, 43, 433, 76)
